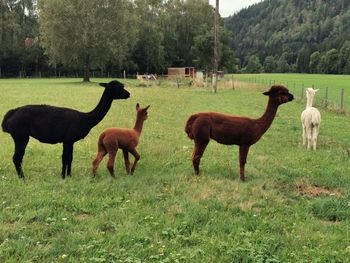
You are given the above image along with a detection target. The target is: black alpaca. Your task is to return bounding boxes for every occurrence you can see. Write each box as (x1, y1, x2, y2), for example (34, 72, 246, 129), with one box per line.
(2, 80, 130, 179)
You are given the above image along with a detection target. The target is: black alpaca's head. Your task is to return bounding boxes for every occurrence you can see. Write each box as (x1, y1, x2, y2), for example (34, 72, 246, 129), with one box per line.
(99, 80, 130, 99)
(263, 85, 294, 105)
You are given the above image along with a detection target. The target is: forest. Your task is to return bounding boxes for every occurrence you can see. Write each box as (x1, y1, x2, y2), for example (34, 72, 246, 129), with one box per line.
(225, 0, 350, 74)
(3, 0, 350, 79)
(0, 0, 236, 80)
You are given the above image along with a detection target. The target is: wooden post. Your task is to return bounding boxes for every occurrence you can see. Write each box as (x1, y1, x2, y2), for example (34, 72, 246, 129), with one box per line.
(205, 71, 208, 88)
(301, 83, 304, 100)
(324, 87, 328, 108)
(232, 74, 235, 90)
(340, 88, 344, 112)
(212, 0, 219, 93)
(123, 70, 126, 80)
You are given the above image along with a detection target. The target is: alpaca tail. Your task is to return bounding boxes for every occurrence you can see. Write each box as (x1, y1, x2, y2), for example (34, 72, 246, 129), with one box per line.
(311, 111, 321, 127)
(185, 114, 198, 140)
(97, 132, 107, 153)
(2, 109, 16, 133)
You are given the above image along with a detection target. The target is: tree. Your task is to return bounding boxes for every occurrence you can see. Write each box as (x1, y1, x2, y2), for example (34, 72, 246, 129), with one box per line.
(324, 48, 339, 74)
(0, 0, 40, 77)
(263, 56, 277, 73)
(277, 53, 290, 73)
(191, 28, 213, 72)
(245, 55, 262, 73)
(162, 0, 214, 67)
(39, 0, 137, 82)
(296, 46, 311, 73)
(309, 51, 321, 73)
(191, 25, 236, 73)
(132, 0, 165, 74)
(338, 41, 350, 73)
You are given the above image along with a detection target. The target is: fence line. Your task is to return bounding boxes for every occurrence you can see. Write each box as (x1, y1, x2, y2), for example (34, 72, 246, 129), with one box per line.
(226, 77, 348, 115)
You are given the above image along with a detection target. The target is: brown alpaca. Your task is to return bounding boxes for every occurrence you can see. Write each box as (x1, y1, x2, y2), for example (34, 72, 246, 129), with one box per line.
(92, 103, 150, 177)
(185, 85, 294, 181)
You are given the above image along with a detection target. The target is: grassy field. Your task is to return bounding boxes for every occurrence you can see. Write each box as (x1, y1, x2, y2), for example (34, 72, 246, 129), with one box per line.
(0, 78, 349, 262)
(232, 73, 350, 113)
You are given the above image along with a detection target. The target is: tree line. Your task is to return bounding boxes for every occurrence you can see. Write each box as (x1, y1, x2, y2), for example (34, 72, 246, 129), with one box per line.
(225, 0, 350, 74)
(0, 0, 237, 81)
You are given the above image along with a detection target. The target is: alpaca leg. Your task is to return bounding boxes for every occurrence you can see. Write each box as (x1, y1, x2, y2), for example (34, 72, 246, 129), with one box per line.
(122, 149, 131, 175)
(66, 143, 74, 176)
(106, 150, 117, 178)
(302, 124, 307, 146)
(129, 148, 140, 175)
(306, 127, 312, 150)
(105, 140, 118, 177)
(192, 140, 209, 175)
(312, 126, 319, 151)
(12, 137, 29, 178)
(239, 145, 250, 181)
(92, 149, 107, 176)
(62, 143, 73, 179)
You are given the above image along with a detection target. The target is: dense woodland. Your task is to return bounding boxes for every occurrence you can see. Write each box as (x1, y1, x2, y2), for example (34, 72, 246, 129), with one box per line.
(0, 0, 236, 80)
(225, 0, 350, 74)
(2, 0, 350, 79)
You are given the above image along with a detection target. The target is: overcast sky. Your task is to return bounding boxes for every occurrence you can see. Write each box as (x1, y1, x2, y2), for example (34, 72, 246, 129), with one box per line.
(209, 0, 262, 17)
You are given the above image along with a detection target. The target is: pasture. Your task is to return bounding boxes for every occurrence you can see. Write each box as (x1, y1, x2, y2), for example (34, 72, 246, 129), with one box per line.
(233, 73, 350, 113)
(0, 78, 349, 262)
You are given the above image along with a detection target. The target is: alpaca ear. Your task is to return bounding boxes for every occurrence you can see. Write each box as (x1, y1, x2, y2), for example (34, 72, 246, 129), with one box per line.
(315, 89, 319, 92)
(263, 91, 271, 96)
(99, 83, 108, 88)
(145, 105, 150, 110)
(136, 103, 140, 110)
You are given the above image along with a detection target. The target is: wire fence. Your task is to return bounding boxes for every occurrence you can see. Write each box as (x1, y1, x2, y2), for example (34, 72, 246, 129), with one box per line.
(224, 76, 349, 116)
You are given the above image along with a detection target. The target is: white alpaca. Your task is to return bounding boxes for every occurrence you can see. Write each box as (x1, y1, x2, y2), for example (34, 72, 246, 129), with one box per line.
(301, 88, 321, 150)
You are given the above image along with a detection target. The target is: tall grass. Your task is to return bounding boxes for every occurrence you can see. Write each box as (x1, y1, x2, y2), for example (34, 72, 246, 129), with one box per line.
(0, 78, 349, 262)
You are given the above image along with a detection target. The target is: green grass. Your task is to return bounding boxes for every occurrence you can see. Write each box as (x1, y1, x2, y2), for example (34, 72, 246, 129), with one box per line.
(232, 73, 350, 113)
(0, 78, 349, 262)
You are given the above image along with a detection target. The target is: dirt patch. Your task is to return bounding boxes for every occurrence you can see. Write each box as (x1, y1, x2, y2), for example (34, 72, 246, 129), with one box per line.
(75, 212, 93, 220)
(167, 203, 183, 215)
(296, 184, 342, 197)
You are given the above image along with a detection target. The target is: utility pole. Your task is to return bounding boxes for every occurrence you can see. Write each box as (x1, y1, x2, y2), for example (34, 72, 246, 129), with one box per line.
(212, 0, 219, 93)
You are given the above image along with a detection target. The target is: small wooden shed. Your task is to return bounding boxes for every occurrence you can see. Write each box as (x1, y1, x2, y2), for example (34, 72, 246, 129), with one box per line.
(167, 67, 196, 78)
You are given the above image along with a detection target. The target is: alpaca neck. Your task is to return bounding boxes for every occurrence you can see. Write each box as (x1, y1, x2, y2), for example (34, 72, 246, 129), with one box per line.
(306, 96, 314, 108)
(86, 90, 113, 127)
(133, 117, 145, 134)
(256, 99, 279, 135)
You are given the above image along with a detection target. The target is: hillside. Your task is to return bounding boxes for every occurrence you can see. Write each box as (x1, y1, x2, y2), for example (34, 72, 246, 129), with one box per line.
(225, 0, 350, 74)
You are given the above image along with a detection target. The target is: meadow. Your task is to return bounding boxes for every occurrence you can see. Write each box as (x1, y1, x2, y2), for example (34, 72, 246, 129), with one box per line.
(0, 78, 349, 262)
(232, 73, 350, 113)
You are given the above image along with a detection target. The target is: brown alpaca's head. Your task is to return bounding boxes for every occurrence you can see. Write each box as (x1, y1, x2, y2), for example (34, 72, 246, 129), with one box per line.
(263, 85, 294, 105)
(136, 103, 150, 120)
(99, 80, 130, 100)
